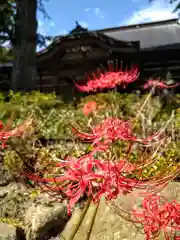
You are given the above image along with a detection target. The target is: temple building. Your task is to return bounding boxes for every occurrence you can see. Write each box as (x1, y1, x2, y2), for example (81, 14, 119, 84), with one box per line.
(1, 18, 180, 99)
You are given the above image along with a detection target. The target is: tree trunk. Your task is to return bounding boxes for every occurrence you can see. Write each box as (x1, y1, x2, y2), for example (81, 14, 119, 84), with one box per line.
(11, 0, 37, 91)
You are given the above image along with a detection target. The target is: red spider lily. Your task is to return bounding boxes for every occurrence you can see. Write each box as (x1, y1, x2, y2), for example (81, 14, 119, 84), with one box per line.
(23, 149, 148, 215)
(74, 63, 139, 92)
(82, 101, 97, 116)
(144, 79, 180, 90)
(72, 118, 162, 147)
(22, 144, 177, 216)
(0, 118, 32, 149)
(132, 194, 180, 240)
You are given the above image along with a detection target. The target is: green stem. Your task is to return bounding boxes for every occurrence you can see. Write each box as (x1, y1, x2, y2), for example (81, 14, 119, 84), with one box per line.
(60, 197, 91, 240)
(85, 201, 100, 240)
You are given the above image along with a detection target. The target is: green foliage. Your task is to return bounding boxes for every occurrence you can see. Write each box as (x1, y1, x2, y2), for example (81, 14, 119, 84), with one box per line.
(0, 47, 13, 63)
(3, 149, 24, 174)
(140, 144, 180, 179)
(0, 91, 73, 139)
(0, 90, 179, 141)
(79, 92, 139, 118)
(8, 90, 57, 103)
(0, 90, 180, 186)
(0, 0, 16, 44)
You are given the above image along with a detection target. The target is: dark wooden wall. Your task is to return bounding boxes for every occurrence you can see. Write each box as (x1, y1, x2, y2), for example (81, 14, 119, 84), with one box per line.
(1, 46, 180, 98)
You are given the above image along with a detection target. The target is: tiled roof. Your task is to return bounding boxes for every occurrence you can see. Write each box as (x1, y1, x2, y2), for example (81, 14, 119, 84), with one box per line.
(97, 19, 180, 50)
(37, 19, 180, 57)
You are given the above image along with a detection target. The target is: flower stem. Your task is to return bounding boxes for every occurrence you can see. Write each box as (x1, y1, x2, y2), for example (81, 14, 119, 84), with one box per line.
(60, 197, 91, 240)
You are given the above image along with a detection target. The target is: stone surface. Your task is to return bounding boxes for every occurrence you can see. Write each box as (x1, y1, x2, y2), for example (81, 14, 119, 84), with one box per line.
(89, 198, 145, 240)
(60, 181, 180, 240)
(24, 194, 67, 240)
(0, 182, 31, 222)
(0, 222, 17, 240)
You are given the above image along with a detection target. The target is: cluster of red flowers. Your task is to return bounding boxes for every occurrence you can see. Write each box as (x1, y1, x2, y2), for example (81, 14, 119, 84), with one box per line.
(23, 152, 140, 215)
(72, 117, 161, 147)
(73, 65, 180, 237)
(74, 61, 179, 92)
(74, 64, 139, 92)
(132, 194, 180, 240)
(23, 141, 177, 216)
(23, 143, 174, 216)
(20, 64, 180, 238)
(22, 115, 174, 216)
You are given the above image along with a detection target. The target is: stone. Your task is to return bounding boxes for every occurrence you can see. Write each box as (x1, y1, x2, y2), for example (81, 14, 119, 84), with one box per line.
(24, 194, 67, 240)
(0, 222, 17, 240)
(0, 182, 31, 222)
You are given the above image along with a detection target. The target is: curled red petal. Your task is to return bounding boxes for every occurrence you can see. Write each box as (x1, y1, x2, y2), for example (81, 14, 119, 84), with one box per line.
(73, 80, 90, 92)
(72, 126, 96, 140)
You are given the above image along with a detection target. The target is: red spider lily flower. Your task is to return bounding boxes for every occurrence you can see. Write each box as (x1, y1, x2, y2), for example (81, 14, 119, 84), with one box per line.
(74, 64, 139, 93)
(72, 118, 162, 147)
(0, 118, 32, 149)
(23, 150, 145, 215)
(132, 194, 180, 240)
(82, 101, 97, 116)
(22, 143, 175, 216)
(144, 79, 180, 90)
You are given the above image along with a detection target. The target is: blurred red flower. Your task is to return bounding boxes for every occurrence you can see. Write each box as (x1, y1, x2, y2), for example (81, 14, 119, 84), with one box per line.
(82, 101, 98, 116)
(144, 79, 180, 90)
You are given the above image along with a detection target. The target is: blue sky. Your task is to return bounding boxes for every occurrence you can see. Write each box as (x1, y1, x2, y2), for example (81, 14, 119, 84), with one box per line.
(37, 0, 178, 38)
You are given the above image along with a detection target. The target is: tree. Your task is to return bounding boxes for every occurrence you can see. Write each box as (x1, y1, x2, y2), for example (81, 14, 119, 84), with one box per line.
(0, 0, 52, 47)
(0, 0, 53, 91)
(10, 0, 37, 91)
